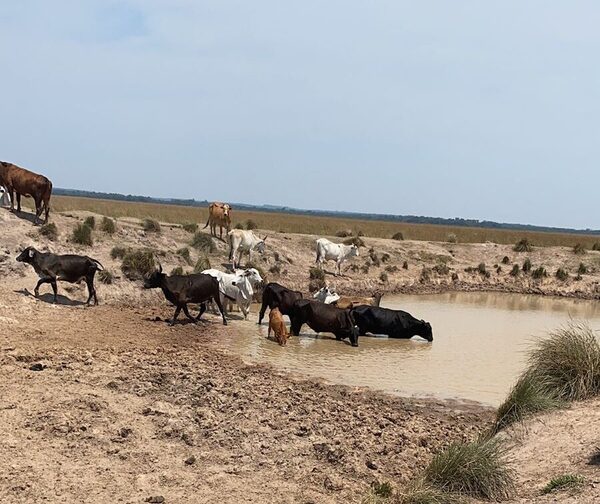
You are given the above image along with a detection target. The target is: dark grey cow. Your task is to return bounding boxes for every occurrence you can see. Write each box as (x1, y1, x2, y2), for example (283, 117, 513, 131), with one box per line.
(16, 246, 103, 305)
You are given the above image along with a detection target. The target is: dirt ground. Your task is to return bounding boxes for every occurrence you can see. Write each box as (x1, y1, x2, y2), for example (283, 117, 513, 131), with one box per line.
(1, 208, 600, 503)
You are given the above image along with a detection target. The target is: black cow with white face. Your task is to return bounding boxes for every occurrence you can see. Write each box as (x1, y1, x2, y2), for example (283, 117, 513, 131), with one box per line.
(350, 305, 433, 341)
(16, 246, 103, 305)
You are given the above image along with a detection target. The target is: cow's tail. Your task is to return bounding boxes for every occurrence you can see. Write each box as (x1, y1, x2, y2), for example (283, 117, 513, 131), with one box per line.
(42, 179, 52, 213)
(203, 217, 210, 229)
(91, 259, 104, 271)
(315, 243, 322, 264)
(228, 233, 234, 261)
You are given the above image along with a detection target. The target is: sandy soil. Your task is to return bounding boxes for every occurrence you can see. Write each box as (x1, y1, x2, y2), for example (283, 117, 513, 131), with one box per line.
(1, 208, 599, 503)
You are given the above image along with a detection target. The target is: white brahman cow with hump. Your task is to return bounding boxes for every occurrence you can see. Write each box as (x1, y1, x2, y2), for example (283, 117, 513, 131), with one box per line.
(228, 229, 267, 269)
(203, 267, 263, 319)
(315, 238, 359, 276)
(313, 285, 341, 304)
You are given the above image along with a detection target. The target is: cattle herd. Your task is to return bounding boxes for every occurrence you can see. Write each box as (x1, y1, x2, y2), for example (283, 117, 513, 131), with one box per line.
(2, 161, 434, 348)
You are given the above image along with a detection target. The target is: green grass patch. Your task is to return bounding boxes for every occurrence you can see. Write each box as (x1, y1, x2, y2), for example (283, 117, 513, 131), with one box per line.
(542, 474, 585, 494)
(72, 223, 93, 246)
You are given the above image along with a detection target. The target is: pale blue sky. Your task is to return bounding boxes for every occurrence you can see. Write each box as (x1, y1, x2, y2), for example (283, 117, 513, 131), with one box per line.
(1, 1, 599, 228)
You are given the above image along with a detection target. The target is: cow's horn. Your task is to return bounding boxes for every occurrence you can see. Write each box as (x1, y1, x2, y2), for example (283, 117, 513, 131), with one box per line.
(262, 235, 267, 241)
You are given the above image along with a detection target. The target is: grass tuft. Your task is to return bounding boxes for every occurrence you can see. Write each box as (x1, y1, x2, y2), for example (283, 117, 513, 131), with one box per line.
(446, 233, 457, 243)
(309, 266, 325, 280)
(182, 222, 198, 233)
(344, 236, 365, 247)
(392, 231, 404, 241)
(555, 268, 569, 281)
(72, 223, 93, 246)
(100, 216, 116, 234)
(143, 218, 161, 233)
(110, 246, 128, 259)
(573, 243, 586, 255)
(121, 249, 156, 280)
(170, 266, 184, 276)
(424, 437, 515, 500)
(191, 232, 216, 253)
(193, 255, 211, 273)
(246, 219, 258, 230)
(177, 247, 192, 265)
(39, 223, 58, 241)
(578, 263, 588, 275)
(397, 480, 463, 504)
(522, 258, 532, 273)
(83, 216, 95, 229)
(97, 269, 114, 284)
(514, 238, 533, 252)
(532, 266, 547, 279)
(542, 474, 585, 494)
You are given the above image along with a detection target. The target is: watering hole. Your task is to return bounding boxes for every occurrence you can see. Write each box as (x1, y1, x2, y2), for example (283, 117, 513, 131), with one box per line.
(215, 292, 600, 406)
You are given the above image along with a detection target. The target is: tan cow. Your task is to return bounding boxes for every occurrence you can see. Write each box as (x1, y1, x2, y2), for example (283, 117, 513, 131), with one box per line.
(334, 292, 384, 310)
(203, 202, 232, 239)
(268, 307, 289, 346)
(0, 161, 52, 224)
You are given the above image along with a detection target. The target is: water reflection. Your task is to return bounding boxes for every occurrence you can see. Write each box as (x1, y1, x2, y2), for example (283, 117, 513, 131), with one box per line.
(212, 292, 600, 406)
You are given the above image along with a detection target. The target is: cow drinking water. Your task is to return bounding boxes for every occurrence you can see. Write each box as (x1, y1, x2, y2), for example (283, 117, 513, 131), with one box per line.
(16, 247, 103, 305)
(258, 282, 303, 325)
(350, 305, 433, 341)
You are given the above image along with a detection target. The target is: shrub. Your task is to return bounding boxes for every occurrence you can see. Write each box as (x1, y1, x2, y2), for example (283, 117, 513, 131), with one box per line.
(527, 322, 600, 401)
(446, 233, 457, 243)
(336, 229, 353, 238)
(593, 242, 600, 251)
(385, 265, 398, 273)
(522, 258, 532, 273)
(542, 474, 585, 495)
(97, 270, 114, 285)
(344, 236, 365, 247)
(424, 438, 515, 500)
(402, 261, 408, 270)
(121, 249, 155, 280)
(111, 246, 128, 259)
(39, 223, 58, 241)
(510, 264, 519, 277)
(269, 263, 281, 275)
(170, 266, 184, 276)
(392, 231, 404, 241)
(578, 263, 588, 275)
(143, 218, 161, 233)
(556, 268, 569, 281)
(83, 216, 96, 229)
(573, 243, 586, 255)
(246, 219, 258, 230)
(501, 256, 510, 264)
(513, 238, 532, 252)
(379, 272, 388, 283)
(433, 263, 450, 276)
(177, 247, 192, 264)
(309, 267, 325, 280)
(193, 255, 211, 273)
(532, 266, 546, 279)
(182, 222, 198, 233)
(234, 222, 244, 230)
(72, 223, 93, 246)
(477, 263, 487, 275)
(100, 216, 116, 234)
(381, 253, 390, 263)
(420, 267, 431, 282)
(493, 372, 563, 433)
(191, 232, 216, 253)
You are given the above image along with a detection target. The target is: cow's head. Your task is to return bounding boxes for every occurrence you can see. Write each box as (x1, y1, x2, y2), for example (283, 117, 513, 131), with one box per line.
(16, 247, 37, 264)
(418, 320, 434, 342)
(349, 245, 359, 258)
(143, 262, 165, 289)
(243, 267, 263, 286)
(341, 310, 360, 347)
(313, 286, 340, 304)
(254, 236, 267, 254)
(223, 204, 231, 217)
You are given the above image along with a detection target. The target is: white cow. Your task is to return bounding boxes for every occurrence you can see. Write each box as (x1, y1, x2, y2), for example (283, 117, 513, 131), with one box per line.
(313, 285, 341, 304)
(228, 229, 267, 269)
(315, 238, 359, 276)
(202, 267, 263, 319)
(0, 186, 11, 208)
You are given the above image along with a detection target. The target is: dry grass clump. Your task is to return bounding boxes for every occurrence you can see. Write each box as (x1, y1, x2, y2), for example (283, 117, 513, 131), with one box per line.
(143, 218, 161, 233)
(344, 236, 365, 247)
(177, 247, 192, 264)
(121, 249, 156, 280)
(501, 256, 510, 264)
(593, 242, 600, 251)
(83, 216, 95, 229)
(309, 267, 325, 281)
(396, 480, 463, 504)
(573, 243, 586, 255)
(522, 258, 532, 273)
(170, 266, 184, 276)
(38, 223, 58, 241)
(181, 222, 198, 233)
(509, 264, 519, 277)
(246, 219, 258, 230)
(336, 229, 353, 238)
(578, 263, 588, 275)
(191, 232, 216, 253)
(423, 438, 515, 501)
(532, 266, 547, 279)
(110, 246, 128, 259)
(392, 231, 404, 241)
(555, 268, 569, 281)
(379, 272, 389, 283)
(97, 269, 114, 284)
(72, 223, 93, 246)
(100, 216, 116, 234)
(514, 238, 533, 252)
(446, 233, 457, 244)
(542, 474, 585, 494)
(193, 255, 211, 273)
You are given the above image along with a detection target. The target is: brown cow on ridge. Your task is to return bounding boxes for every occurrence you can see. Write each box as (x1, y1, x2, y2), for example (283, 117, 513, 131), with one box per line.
(0, 161, 52, 224)
(203, 202, 232, 240)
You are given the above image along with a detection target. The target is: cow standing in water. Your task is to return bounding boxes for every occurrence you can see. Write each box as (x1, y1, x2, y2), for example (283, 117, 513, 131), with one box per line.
(0, 161, 53, 224)
(203, 202, 232, 240)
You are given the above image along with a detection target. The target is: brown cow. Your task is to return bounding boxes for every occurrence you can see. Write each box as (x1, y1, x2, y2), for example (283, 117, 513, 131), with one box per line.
(334, 292, 383, 310)
(268, 307, 289, 346)
(0, 161, 52, 224)
(203, 202, 232, 239)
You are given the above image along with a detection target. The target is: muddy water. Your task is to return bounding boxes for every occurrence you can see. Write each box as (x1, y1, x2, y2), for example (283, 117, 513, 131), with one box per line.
(216, 292, 600, 406)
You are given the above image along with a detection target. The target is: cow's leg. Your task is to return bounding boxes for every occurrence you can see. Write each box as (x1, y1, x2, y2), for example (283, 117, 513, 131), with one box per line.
(195, 302, 207, 321)
(290, 318, 302, 337)
(16, 193, 22, 213)
(170, 305, 182, 326)
(182, 304, 196, 323)
(213, 295, 228, 325)
(34, 278, 52, 297)
(219, 225, 223, 241)
(50, 280, 58, 303)
(85, 276, 97, 305)
(7, 186, 15, 211)
(258, 299, 268, 325)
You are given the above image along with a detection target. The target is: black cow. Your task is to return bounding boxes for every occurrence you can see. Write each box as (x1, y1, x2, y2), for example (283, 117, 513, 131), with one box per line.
(350, 305, 433, 341)
(143, 265, 227, 326)
(258, 282, 303, 325)
(289, 299, 359, 347)
(16, 246, 103, 305)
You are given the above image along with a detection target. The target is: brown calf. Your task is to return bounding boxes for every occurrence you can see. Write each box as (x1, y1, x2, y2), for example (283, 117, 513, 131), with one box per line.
(203, 202, 232, 240)
(0, 161, 52, 224)
(268, 307, 289, 346)
(334, 292, 383, 310)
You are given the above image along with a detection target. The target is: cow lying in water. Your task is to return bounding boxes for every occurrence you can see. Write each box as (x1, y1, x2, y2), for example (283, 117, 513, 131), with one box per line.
(16, 246, 103, 305)
(289, 299, 359, 347)
(143, 265, 227, 326)
(350, 305, 433, 341)
(334, 292, 383, 309)
(258, 282, 303, 325)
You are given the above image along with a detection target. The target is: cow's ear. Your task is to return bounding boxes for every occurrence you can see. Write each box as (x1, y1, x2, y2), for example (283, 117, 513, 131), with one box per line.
(29, 249, 34, 258)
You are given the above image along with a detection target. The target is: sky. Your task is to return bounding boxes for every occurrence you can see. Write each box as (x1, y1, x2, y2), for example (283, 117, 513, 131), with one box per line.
(1, 1, 599, 229)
